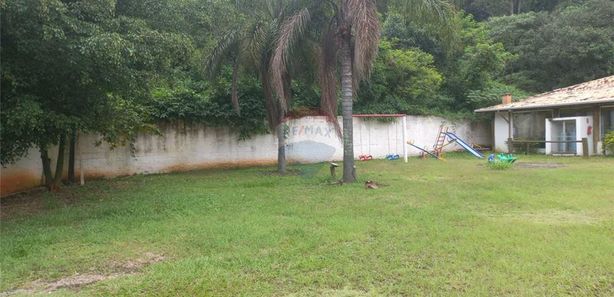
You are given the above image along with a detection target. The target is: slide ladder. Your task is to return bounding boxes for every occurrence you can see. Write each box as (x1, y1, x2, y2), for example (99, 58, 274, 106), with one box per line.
(444, 132, 484, 159)
(433, 126, 448, 157)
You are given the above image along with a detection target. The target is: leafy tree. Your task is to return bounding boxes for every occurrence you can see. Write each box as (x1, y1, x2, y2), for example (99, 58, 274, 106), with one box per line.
(382, 11, 518, 114)
(487, 0, 614, 92)
(150, 70, 269, 140)
(382, 13, 450, 66)
(356, 40, 444, 115)
(451, 0, 569, 20)
(466, 80, 530, 110)
(1, 0, 191, 190)
(443, 18, 512, 108)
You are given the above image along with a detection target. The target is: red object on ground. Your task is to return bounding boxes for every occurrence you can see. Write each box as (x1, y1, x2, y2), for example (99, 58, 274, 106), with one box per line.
(359, 155, 373, 161)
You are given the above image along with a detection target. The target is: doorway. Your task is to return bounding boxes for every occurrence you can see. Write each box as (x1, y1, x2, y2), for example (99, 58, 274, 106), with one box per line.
(552, 120, 576, 154)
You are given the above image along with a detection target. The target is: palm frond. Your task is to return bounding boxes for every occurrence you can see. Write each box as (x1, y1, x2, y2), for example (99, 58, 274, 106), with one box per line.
(270, 7, 311, 110)
(389, 0, 458, 54)
(204, 29, 240, 79)
(318, 26, 342, 137)
(260, 65, 282, 128)
(389, 0, 454, 28)
(243, 21, 268, 70)
(346, 0, 380, 84)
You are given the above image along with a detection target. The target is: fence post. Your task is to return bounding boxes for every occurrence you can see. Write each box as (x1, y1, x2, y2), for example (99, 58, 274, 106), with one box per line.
(402, 116, 408, 163)
(507, 138, 514, 153)
(582, 138, 589, 158)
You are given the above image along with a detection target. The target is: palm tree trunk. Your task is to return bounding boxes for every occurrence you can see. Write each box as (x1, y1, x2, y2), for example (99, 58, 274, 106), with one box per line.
(340, 38, 356, 183)
(276, 123, 287, 174)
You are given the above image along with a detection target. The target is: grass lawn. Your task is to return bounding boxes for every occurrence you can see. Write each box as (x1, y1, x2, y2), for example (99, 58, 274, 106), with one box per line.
(1, 154, 613, 296)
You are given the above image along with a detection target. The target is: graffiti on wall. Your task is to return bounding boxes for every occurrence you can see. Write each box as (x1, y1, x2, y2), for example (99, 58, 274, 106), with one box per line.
(285, 124, 336, 139)
(284, 122, 339, 162)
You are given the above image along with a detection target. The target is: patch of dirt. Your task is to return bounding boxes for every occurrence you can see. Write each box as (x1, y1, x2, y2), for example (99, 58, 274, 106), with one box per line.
(0, 187, 88, 220)
(0, 253, 165, 296)
(515, 162, 566, 169)
(38, 273, 117, 291)
(113, 252, 166, 272)
(286, 288, 371, 297)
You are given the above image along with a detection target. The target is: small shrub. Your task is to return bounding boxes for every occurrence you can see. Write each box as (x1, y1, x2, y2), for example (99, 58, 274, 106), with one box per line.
(487, 161, 514, 170)
(604, 131, 614, 155)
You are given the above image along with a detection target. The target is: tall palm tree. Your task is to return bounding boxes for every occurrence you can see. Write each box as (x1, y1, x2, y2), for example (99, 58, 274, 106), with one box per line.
(270, 0, 453, 183)
(205, 0, 299, 174)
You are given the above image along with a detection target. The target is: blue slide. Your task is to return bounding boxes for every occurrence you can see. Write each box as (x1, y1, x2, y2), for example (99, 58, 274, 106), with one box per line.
(444, 132, 484, 159)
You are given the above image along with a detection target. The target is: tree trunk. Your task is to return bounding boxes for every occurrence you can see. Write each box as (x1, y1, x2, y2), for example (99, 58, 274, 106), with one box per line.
(51, 134, 66, 190)
(39, 135, 66, 191)
(276, 123, 287, 174)
(231, 59, 240, 114)
(67, 129, 76, 184)
(40, 147, 53, 188)
(340, 38, 356, 183)
(515, 0, 522, 14)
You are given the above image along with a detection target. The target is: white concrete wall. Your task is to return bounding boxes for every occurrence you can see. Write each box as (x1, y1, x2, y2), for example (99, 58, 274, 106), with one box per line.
(1, 116, 491, 196)
(494, 112, 511, 152)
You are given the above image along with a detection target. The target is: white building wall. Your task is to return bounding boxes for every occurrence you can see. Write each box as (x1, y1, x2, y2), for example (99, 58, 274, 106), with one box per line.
(1, 116, 491, 196)
(494, 112, 511, 152)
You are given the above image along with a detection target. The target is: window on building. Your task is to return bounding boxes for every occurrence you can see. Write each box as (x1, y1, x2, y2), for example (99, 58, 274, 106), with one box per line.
(513, 111, 547, 141)
(602, 108, 614, 138)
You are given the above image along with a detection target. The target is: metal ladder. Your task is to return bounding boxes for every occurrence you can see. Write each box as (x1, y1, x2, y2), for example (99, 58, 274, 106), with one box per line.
(433, 126, 449, 157)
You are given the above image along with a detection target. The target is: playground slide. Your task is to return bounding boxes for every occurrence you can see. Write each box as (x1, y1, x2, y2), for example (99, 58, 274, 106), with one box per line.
(444, 132, 484, 159)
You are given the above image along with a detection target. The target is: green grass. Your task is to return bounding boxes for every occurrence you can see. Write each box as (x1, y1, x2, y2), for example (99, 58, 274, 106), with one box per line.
(1, 155, 613, 296)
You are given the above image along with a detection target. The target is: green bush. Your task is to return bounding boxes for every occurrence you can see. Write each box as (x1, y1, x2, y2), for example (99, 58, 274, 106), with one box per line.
(604, 130, 614, 155)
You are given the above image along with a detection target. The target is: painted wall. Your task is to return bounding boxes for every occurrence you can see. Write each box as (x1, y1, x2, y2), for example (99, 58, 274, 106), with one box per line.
(494, 112, 511, 152)
(1, 116, 491, 196)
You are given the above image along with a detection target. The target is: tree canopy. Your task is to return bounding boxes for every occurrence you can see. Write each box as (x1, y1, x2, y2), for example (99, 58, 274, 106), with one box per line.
(2, 0, 612, 184)
(487, 0, 614, 92)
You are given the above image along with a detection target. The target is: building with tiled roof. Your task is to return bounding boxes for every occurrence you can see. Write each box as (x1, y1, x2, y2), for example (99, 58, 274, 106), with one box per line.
(475, 75, 614, 155)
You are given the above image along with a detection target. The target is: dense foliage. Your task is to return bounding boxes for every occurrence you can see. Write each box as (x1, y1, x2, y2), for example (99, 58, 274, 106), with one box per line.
(356, 40, 444, 115)
(1, 0, 193, 190)
(451, 0, 571, 20)
(2, 0, 612, 176)
(150, 71, 268, 140)
(487, 0, 614, 92)
(364, 12, 525, 117)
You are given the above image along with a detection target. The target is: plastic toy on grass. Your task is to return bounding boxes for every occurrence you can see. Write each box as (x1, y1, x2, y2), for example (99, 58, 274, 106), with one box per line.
(488, 153, 518, 164)
(386, 154, 400, 160)
(359, 155, 373, 161)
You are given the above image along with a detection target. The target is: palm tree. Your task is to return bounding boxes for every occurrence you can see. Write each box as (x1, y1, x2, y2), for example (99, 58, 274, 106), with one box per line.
(205, 0, 299, 174)
(270, 0, 453, 183)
